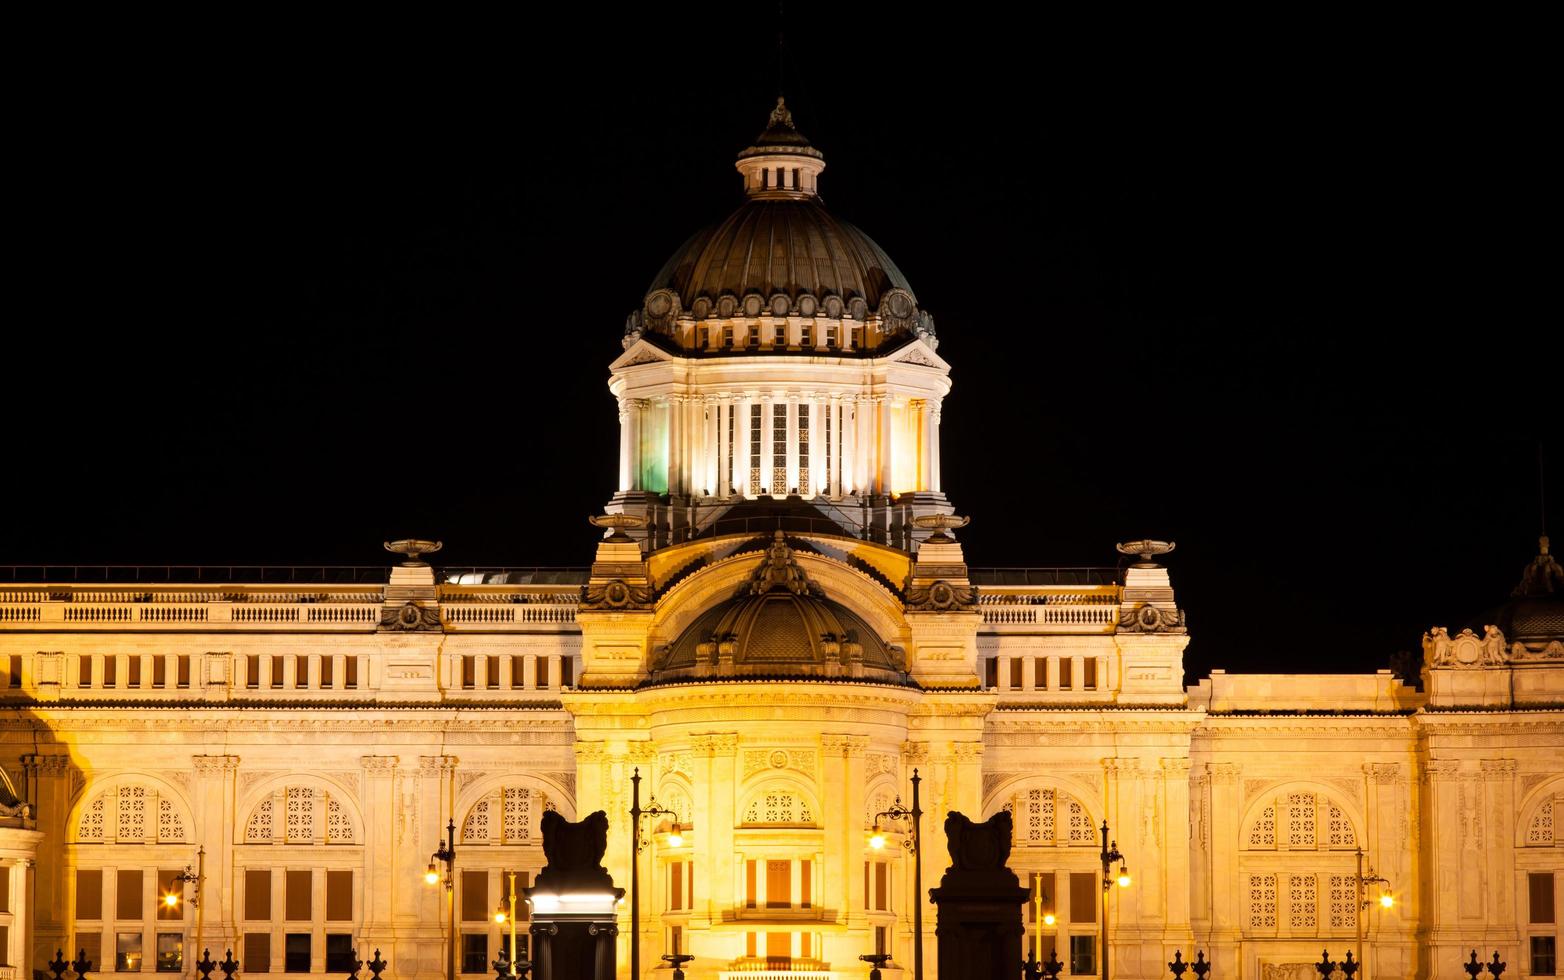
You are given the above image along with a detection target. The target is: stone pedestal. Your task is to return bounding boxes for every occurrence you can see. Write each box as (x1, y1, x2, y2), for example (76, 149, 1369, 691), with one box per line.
(928, 811, 1028, 980)
(523, 811, 624, 980)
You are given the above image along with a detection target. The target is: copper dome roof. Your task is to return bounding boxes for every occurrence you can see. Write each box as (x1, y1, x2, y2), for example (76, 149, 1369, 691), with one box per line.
(648, 200, 915, 315)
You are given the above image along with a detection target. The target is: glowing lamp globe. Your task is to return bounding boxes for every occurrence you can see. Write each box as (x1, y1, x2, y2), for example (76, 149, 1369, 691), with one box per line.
(163, 893, 179, 908)
(1116, 866, 1132, 888)
(667, 829, 684, 848)
(424, 864, 440, 886)
(1380, 893, 1395, 909)
(1042, 912, 1056, 927)
(869, 831, 886, 850)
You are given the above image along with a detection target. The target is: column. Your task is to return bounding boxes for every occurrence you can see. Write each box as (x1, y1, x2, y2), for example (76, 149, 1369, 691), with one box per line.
(25, 754, 71, 970)
(917, 399, 933, 491)
(737, 395, 752, 497)
(929, 397, 942, 493)
(844, 737, 870, 925)
(667, 395, 683, 495)
(876, 394, 893, 495)
(716, 397, 730, 498)
(1046, 656, 1059, 691)
(1020, 657, 1035, 692)
(617, 397, 632, 492)
(829, 397, 843, 498)
(1161, 758, 1193, 942)
(997, 655, 1012, 692)
(193, 755, 240, 950)
(821, 737, 849, 930)
(1207, 763, 1242, 967)
(785, 394, 800, 494)
(626, 398, 643, 491)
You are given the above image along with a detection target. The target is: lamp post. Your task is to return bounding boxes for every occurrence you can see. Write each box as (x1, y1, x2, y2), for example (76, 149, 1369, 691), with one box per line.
(1354, 847, 1394, 978)
(425, 819, 457, 980)
(868, 769, 923, 980)
(1098, 821, 1130, 980)
(493, 871, 519, 976)
(629, 767, 681, 980)
(165, 846, 204, 980)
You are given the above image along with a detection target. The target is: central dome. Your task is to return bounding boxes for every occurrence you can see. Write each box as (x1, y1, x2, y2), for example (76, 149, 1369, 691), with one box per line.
(650, 532, 909, 685)
(627, 99, 936, 355)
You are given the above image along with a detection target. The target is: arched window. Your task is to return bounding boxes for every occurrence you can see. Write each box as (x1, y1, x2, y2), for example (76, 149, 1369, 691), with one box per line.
(1244, 791, 1356, 851)
(1001, 788, 1097, 847)
(462, 786, 557, 844)
(244, 786, 356, 844)
(1240, 787, 1361, 939)
(742, 788, 812, 825)
(76, 783, 187, 844)
(1525, 796, 1557, 846)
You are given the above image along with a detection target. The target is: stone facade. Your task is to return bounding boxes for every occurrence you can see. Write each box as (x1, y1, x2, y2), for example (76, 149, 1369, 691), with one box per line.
(2, 102, 1561, 980)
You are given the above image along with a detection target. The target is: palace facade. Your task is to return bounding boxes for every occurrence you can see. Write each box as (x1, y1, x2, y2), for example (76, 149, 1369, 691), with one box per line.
(2, 101, 1562, 980)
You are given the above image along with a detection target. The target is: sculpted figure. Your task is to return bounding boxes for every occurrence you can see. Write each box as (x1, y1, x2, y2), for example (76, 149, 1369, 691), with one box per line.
(1424, 626, 1453, 666)
(1481, 624, 1507, 665)
(944, 809, 1014, 872)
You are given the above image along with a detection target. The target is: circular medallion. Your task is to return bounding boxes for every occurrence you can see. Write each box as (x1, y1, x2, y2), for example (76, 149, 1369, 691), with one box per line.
(769, 750, 789, 769)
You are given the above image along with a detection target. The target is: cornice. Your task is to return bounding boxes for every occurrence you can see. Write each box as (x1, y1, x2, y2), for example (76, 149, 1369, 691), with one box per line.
(7, 697, 565, 712)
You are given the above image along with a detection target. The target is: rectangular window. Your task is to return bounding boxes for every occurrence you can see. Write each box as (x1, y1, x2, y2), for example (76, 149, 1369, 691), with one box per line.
(669, 926, 683, 956)
(801, 323, 812, 347)
(485, 656, 500, 689)
(1009, 657, 1023, 689)
(245, 869, 272, 920)
(325, 935, 356, 974)
(512, 870, 532, 920)
(128, 656, 142, 688)
(1059, 657, 1073, 690)
(153, 656, 166, 688)
(0, 865, 7, 912)
(1084, 658, 1098, 690)
(1069, 934, 1097, 975)
(326, 870, 353, 921)
(177, 655, 190, 689)
(750, 404, 763, 488)
(345, 656, 359, 689)
(243, 934, 270, 973)
(78, 936, 103, 975)
(825, 324, 837, 347)
(80, 654, 93, 687)
(320, 656, 333, 689)
(156, 933, 183, 973)
(766, 860, 791, 909)
(77, 869, 104, 920)
(103, 656, 117, 688)
(1034, 657, 1047, 689)
(798, 405, 810, 494)
(461, 655, 476, 690)
(1069, 872, 1096, 923)
(285, 869, 311, 921)
(772, 403, 786, 495)
(461, 935, 488, 975)
(117, 933, 144, 973)
(765, 931, 790, 960)
(536, 658, 550, 689)
(270, 656, 284, 688)
(801, 861, 812, 909)
(560, 656, 573, 687)
(984, 658, 998, 688)
(512, 655, 526, 689)
(749, 323, 761, 347)
(874, 925, 887, 955)
(462, 870, 488, 921)
(118, 868, 144, 920)
(295, 655, 309, 688)
(1532, 936, 1557, 976)
(875, 862, 888, 911)
(246, 655, 260, 689)
(670, 860, 684, 911)
(0, 925, 7, 966)
(157, 868, 185, 920)
(800, 932, 812, 959)
(745, 932, 757, 958)
(1532, 871, 1557, 923)
(746, 860, 757, 909)
(284, 934, 310, 974)
(6, 653, 20, 688)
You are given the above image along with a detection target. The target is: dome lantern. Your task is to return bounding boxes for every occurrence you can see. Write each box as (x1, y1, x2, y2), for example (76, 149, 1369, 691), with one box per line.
(735, 98, 825, 200)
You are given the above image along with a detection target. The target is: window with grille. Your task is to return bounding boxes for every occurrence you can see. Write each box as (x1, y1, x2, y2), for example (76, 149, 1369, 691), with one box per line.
(771, 403, 787, 496)
(798, 407, 810, 495)
(1244, 791, 1355, 851)
(750, 404, 763, 491)
(244, 786, 355, 844)
(1249, 874, 1277, 929)
(742, 790, 811, 825)
(75, 784, 186, 843)
(1528, 798, 1556, 846)
(800, 324, 812, 347)
(1010, 788, 1096, 847)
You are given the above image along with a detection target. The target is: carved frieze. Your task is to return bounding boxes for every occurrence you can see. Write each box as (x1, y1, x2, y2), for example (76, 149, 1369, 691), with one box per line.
(1117, 603, 1187, 633)
(379, 602, 443, 631)
(659, 752, 692, 778)
(360, 755, 400, 775)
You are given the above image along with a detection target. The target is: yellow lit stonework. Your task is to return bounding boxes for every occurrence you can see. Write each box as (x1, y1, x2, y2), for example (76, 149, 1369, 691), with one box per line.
(1, 101, 1562, 980)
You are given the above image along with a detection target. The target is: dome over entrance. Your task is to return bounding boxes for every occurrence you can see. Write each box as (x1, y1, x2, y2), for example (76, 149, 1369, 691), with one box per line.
(651, 532, 909, 685)
(627, 99, 936, 355)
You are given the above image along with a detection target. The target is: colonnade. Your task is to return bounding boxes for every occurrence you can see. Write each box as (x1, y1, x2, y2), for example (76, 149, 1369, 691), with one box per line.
(616, 391, 941, 499)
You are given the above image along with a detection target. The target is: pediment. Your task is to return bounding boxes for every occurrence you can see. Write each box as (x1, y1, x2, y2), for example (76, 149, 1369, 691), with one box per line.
(609, 338, 677, 371)
(883, 337, 950, 372)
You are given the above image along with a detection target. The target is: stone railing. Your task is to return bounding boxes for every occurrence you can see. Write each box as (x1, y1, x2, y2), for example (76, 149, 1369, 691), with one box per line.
(0, 584, 581, 633)
(976, 586, 1121, 633)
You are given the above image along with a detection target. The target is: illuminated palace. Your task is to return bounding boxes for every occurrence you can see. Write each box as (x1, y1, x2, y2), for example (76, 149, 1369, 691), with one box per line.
(3, 101, 1563, 980)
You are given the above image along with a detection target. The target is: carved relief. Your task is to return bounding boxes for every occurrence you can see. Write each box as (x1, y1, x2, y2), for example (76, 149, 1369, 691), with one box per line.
(581, 579, 653, 610)
(659, 752, 692, 778)
(905, 580, 975, 612)
(239, 771, 280, 797)
(379, 602, 443, 631)
(1117, 603, 1187, 633)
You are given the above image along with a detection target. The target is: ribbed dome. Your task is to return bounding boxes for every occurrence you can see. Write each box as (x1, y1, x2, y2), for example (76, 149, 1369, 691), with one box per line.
(649, 532, 909, 685)
(624, 100, 937, 355)
(649, 200, 916, 315)
(1468, 536, 1564, 651)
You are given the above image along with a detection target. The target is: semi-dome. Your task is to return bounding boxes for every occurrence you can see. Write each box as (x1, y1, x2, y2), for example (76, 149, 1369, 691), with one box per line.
(625, 99, 936, 355)
(649, 532, 910, 685)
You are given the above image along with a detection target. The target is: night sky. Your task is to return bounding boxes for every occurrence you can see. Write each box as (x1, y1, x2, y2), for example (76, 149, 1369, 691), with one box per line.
(10, 8, 1556, 683)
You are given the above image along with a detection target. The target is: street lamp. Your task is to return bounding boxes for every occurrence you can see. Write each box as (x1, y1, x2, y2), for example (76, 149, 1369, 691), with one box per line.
(425, 820, 457, 980)
(1099, 821, 1130, 980)
(870, 769, 924, 980)
(491, 872, 522, 977)
(163, 847, 205, 980)
(1354, 847, 1394, 977)
(629, 767, 682, 980)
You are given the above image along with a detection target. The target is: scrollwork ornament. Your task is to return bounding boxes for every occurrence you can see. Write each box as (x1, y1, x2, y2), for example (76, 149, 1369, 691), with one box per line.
(1117, 603, 1187, 633)
(581, 579, 652, 610)
(379, 602, 443, 631)
(905, 579, 975, 611)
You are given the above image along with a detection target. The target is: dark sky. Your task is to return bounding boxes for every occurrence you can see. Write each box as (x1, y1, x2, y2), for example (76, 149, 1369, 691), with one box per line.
(9, 8, 1557, 683)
